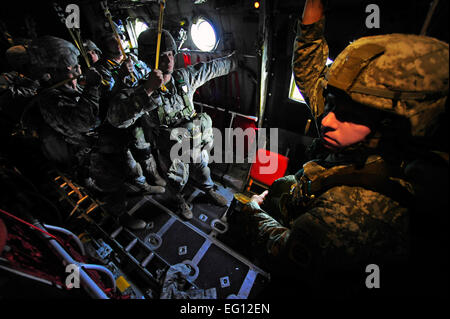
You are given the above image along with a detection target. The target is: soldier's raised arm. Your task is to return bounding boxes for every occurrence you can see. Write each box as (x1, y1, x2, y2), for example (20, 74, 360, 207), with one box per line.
(183, 53, 237, 92)
(292, 0, 329, 118)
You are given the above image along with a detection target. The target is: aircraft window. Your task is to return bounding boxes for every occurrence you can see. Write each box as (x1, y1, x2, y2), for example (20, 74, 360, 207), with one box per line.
(135, 19, 149, 38)
(190, 17, 217, 52)
(289, 58, 333, 103)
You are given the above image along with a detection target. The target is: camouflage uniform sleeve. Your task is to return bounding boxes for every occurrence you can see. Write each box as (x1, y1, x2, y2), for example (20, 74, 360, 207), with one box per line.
(106, 85, 154, 128)
(0, 72, 39, 100)
(242, 183, 409, 275)
(95, 64, 116, 93)
(242, 201, 291, 257)
(39, 85, 100, 137)
(183, 54, 237, 91)
(129, 55, 151, 81)
(286, 185, 410, 272)
(292, 17, 329, 118)
(96, 58, 150, 97)
(0, 73, 13, 95)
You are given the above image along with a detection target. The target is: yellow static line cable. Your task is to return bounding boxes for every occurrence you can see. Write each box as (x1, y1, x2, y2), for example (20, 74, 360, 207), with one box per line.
(74, 29, 91, 68)
(156, 0, 167, 92)
(104, 4, 136, 83)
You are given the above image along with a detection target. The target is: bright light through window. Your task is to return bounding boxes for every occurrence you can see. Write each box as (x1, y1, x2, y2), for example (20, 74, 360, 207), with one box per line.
(289, 58, 334, 103)
(191, 17, 217, 52)
(289, 74, 305, 103)
(135, 20, 149, 38)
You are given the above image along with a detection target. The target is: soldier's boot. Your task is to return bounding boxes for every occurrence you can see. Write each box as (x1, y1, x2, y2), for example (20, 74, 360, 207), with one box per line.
(144, 155, 167, 187)
(131, 158, 165, 194)
(204, 188, 228, 207)
(135, 180, 166, 195)
(103, 191, 147, 231)
(175, 195, 193, 220)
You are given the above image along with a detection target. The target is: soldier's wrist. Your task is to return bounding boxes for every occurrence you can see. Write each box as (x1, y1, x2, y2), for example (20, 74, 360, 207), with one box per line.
(247, 200, 262, 211)
(298, 17, 326, 42)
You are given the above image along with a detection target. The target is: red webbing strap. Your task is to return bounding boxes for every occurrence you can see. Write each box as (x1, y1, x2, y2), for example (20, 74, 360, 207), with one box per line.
(0, 208, 57, 240)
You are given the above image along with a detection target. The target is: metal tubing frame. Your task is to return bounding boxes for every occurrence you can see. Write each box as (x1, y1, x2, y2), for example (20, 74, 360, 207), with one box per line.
(34, 220, 114, 299)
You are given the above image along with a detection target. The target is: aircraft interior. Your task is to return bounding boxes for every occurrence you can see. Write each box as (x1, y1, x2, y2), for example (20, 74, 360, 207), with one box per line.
(0, 0, 448, 302)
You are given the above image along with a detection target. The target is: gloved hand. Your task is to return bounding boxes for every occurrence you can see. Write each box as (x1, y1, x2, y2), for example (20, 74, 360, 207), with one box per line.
(119, 56, 134, 77)
(84, 68, 103, 87)
(144, 69, 165, 95)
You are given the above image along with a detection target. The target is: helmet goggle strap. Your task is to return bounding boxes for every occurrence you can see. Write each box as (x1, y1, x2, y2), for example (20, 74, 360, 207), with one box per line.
(324, 84, 381, 129)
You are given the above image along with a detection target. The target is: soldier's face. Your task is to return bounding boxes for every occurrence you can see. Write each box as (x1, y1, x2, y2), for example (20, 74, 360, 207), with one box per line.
(159, 50, 175, 74)
(105, 38, 123, 60)
(87, 50, 100, 64)
(321, 88, 372, 149)
(54, 64, 80, 89)
(321, 111, 371, 149)
(67, 64, 81, 89)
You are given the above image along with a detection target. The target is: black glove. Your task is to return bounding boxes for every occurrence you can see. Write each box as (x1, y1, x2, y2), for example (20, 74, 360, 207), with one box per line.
(84, 68, 103, 87)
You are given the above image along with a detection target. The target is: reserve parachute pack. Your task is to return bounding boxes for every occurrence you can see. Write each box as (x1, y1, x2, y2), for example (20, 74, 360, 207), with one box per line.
(156, 70, 195, 126)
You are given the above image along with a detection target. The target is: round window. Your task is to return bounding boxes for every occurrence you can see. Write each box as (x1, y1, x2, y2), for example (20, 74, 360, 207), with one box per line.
(190, 17, 217, 52)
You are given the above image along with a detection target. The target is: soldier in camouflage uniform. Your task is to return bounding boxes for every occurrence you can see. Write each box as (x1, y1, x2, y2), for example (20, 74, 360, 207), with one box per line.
(92, 34, 166, 197)
(238, 0, 449, 296)
(107, 29, 236, 219)
(26, 36, 103, 172)
(25, 36, 154, 230)
(0, 45, 40, 140)
(83, 39, 101, 65)
(95, 34, 150, 96)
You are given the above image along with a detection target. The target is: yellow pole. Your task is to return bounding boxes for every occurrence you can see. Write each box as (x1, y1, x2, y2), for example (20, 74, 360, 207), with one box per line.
(104, 5, 136, 82)
(74, 29, 91, 68)
(155, 0, 166, 69)
(155, 0, 167, 91)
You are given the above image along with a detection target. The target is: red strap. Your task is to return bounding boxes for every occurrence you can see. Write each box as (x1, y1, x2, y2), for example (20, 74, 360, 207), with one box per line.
(0, 208, 57, 239)
(182, 53, 192, 67)
(0, 218, 6, 253)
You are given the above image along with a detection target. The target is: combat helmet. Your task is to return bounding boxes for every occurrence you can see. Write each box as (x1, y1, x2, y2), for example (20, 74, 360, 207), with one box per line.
(137, 29, 177, 66)
(83, 39, 102, 55)
(326, 33, 449, 137)
(27, 35, 80, 75)
(5, 45, 29, 72)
